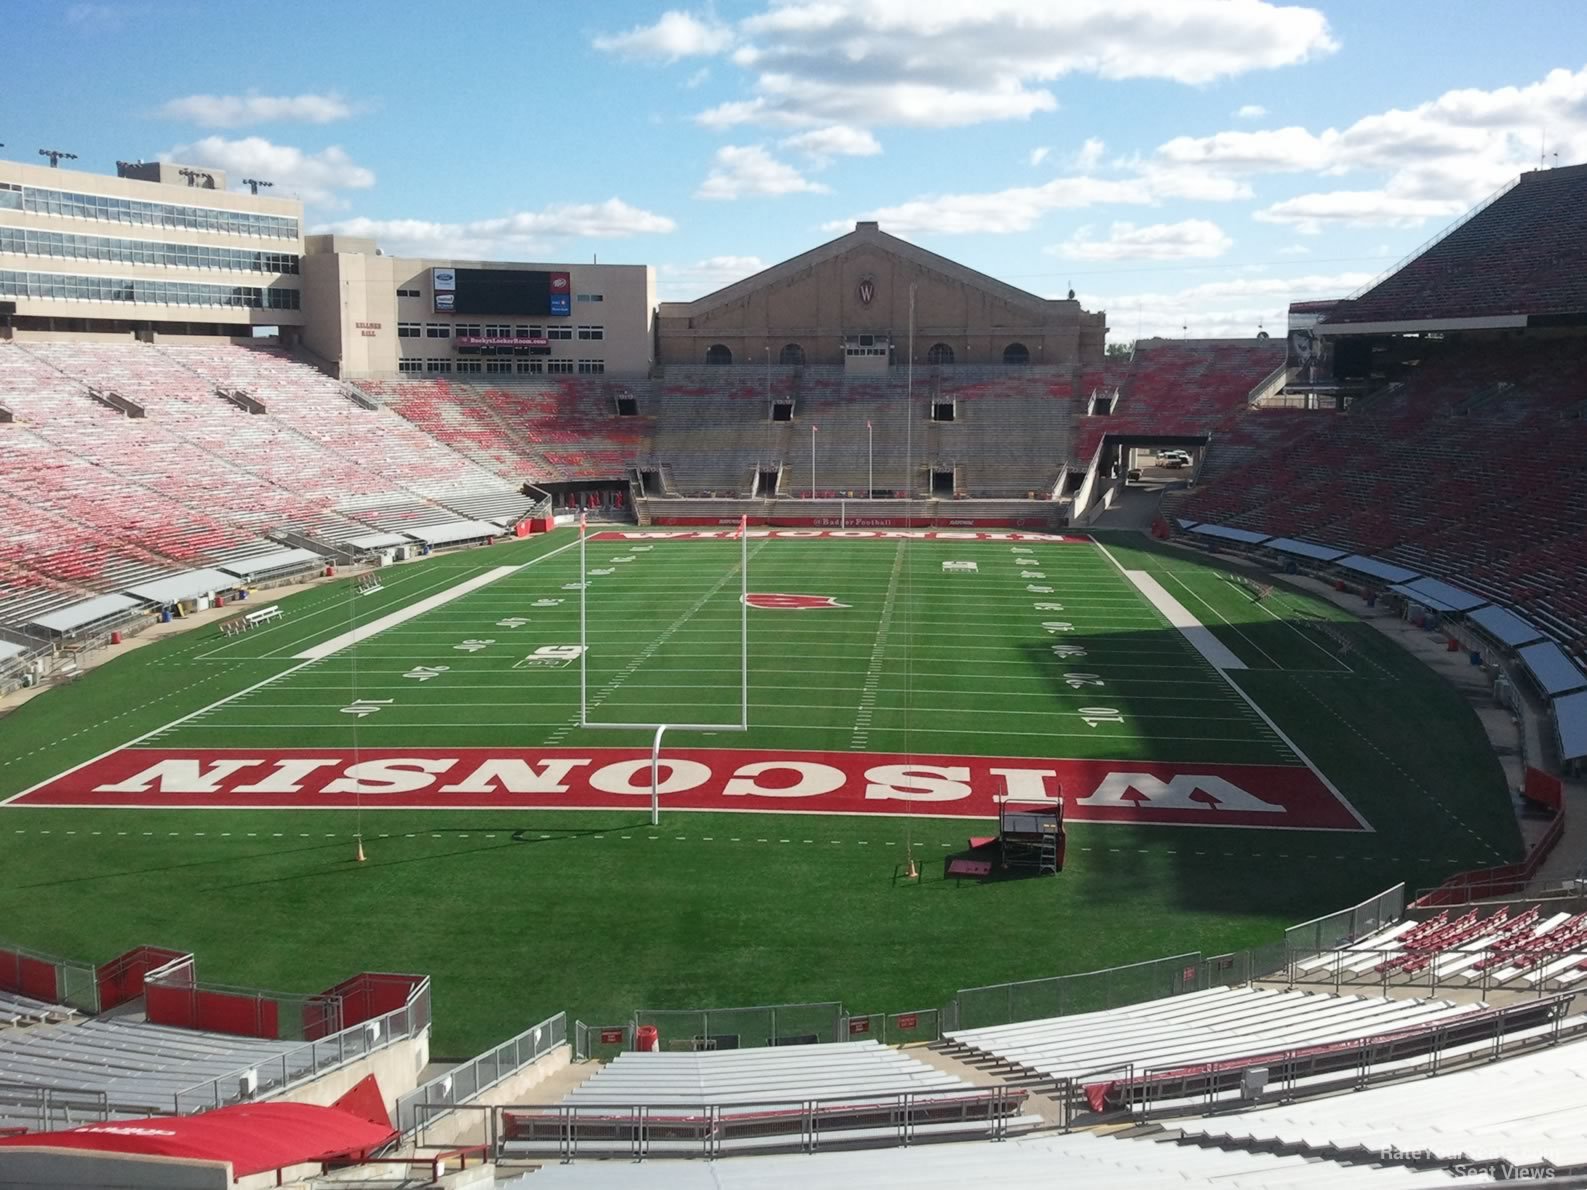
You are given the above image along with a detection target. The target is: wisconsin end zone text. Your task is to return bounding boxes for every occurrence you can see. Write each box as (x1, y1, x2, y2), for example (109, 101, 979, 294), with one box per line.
(12, 747, 1369, 831)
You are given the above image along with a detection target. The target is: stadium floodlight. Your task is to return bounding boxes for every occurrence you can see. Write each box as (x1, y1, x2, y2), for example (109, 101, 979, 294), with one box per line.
(37, 149, 77, 168)
(578, 514, 749, 826)
(242, 178, 274, 195)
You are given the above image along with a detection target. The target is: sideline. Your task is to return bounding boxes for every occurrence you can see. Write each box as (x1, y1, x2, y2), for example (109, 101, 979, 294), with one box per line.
(1119, 570, 1247, 671)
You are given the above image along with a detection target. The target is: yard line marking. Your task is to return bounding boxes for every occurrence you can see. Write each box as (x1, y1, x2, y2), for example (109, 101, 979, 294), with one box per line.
(1119, 570, 1248, 671)
(852, 541, 905, 749)
(1162, 570, 1284, 671)
(0, 542, 583, 806)
(1092, 538, 1372, 833)
(293, 566, 523, 660)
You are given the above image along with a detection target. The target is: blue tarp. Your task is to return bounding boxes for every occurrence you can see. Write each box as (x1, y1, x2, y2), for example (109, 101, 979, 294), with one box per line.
(1336, 555, 1421, 584)
(1390, 583, 1457, 613)
(1401, 576, 1487, 613)
(1265, 537, 1349, 562)
(1555, 690, 1587, 762)
(1188, 523, 1271, 545)
(1518, 641, 1587, 697)
(1467, 605, 1545, 648)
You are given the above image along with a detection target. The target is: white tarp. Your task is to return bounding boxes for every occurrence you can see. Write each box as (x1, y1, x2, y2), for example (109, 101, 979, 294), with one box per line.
(345, 533, 412, 550)
(125, 568, 238, 606)
(217, 549, 322, 579)
(406, 521, 501, 546)
(29, 593, 143, 634)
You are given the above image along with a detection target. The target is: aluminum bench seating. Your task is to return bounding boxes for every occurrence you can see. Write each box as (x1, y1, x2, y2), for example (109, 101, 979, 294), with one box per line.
(0, 991, 75, 1028)
(563, 1041, 975, 1109)
(944, 988, 1478, 1082)
(1175, 1031, 1587, 1172)
(506, 1126, 1466, 1187)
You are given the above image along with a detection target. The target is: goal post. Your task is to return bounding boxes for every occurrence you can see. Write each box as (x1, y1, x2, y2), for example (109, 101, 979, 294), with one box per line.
(577, 516, 750, 825)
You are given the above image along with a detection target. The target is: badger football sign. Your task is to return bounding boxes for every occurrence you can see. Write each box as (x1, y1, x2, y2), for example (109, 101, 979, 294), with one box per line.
(10, 747, 1368, 831)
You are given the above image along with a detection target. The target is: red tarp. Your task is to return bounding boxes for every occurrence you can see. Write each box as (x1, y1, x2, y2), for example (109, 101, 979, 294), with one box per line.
(0, 1098, 396, 1177)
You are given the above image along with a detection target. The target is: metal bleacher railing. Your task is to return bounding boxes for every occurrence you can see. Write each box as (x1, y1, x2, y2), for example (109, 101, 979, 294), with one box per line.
(397, 1011, 566, 1135)
(1071, 991, 1584, 1128)
(414, 1085, 1030, 1161)
(170, 976, 431, 1115)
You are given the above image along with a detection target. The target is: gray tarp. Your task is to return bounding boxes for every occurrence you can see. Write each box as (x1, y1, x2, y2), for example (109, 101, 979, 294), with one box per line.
(28, 593, 144, 634)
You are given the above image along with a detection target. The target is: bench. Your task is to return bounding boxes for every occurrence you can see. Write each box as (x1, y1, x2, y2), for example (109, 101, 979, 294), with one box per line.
(243, 605, 283, 627)
(54, 660, 82, 684)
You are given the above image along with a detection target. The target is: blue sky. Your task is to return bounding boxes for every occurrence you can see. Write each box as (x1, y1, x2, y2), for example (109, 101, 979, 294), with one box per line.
(8, 1, 1587, 338)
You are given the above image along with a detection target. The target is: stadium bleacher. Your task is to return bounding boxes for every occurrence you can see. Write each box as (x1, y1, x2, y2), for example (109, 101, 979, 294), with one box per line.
(508, 1127, 1473, 1187)
(1323, 162, 1587, 326)
(0, 341, 540, 630)
(939, 986, 1479, 1086)
(1174, 1033, 1587, 1172)
(1070, 338, 1285, 466)
(1177, 335, 1587, 652)
(362, 374, 650, 485)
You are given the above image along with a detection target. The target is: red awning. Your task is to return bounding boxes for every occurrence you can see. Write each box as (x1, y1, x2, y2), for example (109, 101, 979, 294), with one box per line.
(0, 1093, 395, 1177)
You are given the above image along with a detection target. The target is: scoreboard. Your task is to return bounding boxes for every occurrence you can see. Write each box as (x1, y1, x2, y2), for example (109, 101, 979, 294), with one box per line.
(433, 267, 570, 316)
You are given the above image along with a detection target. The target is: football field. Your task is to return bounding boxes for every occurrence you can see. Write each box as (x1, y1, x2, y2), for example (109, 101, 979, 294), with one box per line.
(0, 529, 1522, 1052)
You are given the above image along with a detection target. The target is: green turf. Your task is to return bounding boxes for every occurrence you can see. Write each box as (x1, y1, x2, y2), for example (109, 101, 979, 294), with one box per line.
(0, 530, 1520, 1055)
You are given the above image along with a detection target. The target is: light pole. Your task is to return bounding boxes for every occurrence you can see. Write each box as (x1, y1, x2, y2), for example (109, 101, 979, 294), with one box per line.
(810, 424, 818, 499)
(867, 420, 873, 499)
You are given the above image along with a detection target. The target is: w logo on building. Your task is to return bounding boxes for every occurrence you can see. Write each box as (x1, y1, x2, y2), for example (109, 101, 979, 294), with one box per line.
(857, 275, 876, 306)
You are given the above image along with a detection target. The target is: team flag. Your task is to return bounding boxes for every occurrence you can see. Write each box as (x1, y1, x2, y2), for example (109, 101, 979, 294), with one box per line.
(731, 514, 748, 540)
(579, 511, 587, 537)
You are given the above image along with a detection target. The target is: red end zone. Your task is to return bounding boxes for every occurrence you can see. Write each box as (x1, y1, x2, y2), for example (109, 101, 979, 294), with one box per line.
(9, 748, 1369, 831)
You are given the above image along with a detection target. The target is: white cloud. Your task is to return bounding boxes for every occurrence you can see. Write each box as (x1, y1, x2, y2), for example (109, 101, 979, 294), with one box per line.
(1234, 103, 1268, 119)
(1056, 219, 1232, 261)
(697, 144, 830, 199)
(1160, 64, 1587, 231)
(1028, 147, 1051, 167)
(1101, 270, 1374, 340)
(600, 0, 1336, 131)
(163, 137, 374, 208)
(64, 2, 124, 31)
(318, 200, 676, 258)
(658, 254, 767, 299)
(825, 175, 1152, 235)
(158, 92, 358, 128)
(1253, 190, 1467, 233)
(685, 67, 712, 89)
(1076, 137, 1106, 170)
(1275, 243, 1311, 256)
(781, 125, 882, 162)
(593, 10, 733, 60)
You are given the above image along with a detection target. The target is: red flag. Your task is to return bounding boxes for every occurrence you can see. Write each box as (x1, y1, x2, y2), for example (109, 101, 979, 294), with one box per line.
(579, 511, 587, 536)
(732, 514, 747, 540)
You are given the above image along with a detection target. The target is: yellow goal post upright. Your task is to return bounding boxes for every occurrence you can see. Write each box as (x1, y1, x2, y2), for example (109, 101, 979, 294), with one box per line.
(577, 514, 750, 826)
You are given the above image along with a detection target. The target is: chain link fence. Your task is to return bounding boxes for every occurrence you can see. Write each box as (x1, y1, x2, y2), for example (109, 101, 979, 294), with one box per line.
(633, 1002, 845, 1050)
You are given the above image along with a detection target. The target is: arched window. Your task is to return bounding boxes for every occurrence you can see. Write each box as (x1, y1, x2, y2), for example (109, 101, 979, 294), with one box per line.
(778, 343, 805, 366)
(1002, 342, 1030, 366)
(705, 344, 733, 365)
(926, 342, 955, 365)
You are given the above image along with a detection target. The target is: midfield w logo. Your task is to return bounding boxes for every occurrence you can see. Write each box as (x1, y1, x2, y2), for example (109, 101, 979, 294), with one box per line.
(744, 593, 850, 610)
